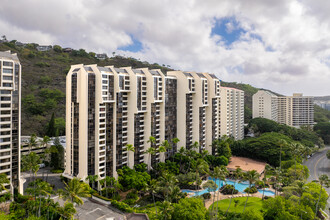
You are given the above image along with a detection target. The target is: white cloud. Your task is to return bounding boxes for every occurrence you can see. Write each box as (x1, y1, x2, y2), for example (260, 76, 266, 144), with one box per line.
(0, 0, 329, 95)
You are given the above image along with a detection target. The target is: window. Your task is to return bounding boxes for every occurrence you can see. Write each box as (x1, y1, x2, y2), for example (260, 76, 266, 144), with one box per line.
(2, 69, 12, 74)
(3, 76, 12, 81)
(3, 62, 12, 67)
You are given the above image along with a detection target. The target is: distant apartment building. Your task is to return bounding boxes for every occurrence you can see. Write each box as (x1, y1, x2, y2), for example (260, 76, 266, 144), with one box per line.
(219, 87, 245, 140)
(0, 51, 21, 193)
(278, 94, 314, 127)
(253, 91, 314, 127)
(64, 65, 226, 180)
(252, 90, 278, 121)
(315, 101, 330, 111)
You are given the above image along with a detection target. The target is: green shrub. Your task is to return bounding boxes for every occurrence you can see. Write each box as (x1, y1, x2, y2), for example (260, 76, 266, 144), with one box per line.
(53, 45, 62, 53)
(35, 62, 50, 67)
(110, 199, 134, 213)
(244, 186, 258, 194)
(126, 190, 139, 200)
(51, 169, 64, 173)
(221, 184, 238, 195)
(202, 193, 211, 199)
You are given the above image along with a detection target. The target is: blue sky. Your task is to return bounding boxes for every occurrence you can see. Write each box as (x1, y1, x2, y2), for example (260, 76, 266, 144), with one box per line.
(211, 17, 246, 46)
(118, 35, 143, 52)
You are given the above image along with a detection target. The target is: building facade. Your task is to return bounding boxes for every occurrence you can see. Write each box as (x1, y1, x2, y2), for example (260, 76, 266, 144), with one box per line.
(253, 91, 314, 127)
(0, 51, 21, 193)
(219, 87, 245, 140)
(64, 64, 240, 181)
(252, 90, 278, 121)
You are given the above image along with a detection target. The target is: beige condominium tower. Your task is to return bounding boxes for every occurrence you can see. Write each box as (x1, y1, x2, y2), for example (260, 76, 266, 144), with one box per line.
(278, 93, 314, 127)
(219, 87, 245, 140)
(64, 64, 228, 180)
(0, 51, 21, 193)
(253, 90, 314, 127)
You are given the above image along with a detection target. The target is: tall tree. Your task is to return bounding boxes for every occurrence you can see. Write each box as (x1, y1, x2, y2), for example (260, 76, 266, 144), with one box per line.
(291, 143, 304, 180)
(277, 139, 287, 174)
(213, 166, 228, 218)
(146, 179, 159, 215)
(242, 170, 260, 214)
(21, 152, 40, 181)
(85, 175, 98, 190)
(226, 167, 242, 215)
(62, 178, 91, 206)
(315, 175, 330, 219)
(28, 134, 38, 153)
(145, 147, 156, 170)
(125, 144, 135, 168)
(46, 112, 57, 137)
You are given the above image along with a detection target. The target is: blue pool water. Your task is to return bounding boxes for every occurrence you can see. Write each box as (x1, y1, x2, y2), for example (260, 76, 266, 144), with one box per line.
(181, 178, 275, 197)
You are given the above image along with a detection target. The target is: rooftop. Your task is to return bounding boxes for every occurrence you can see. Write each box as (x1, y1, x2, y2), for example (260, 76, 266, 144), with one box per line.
(0, 50, 19, 61)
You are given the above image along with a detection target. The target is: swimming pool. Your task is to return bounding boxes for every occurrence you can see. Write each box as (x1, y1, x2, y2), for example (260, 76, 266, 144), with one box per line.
(181, 178, 275, 197)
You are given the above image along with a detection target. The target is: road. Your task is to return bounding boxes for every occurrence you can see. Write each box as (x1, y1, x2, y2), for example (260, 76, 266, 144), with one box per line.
(304, 146, 330, 185)
(303, 146, 330, 214)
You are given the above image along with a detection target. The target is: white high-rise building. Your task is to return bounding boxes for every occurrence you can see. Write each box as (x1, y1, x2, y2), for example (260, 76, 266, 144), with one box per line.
(64, 65, 226, 181)
(252, 90, 278, 121)
(0, 51, 22, 193)
(278, 94, 314, 127)
(220, 87, 245, 140)
(252, 90, 314, 127)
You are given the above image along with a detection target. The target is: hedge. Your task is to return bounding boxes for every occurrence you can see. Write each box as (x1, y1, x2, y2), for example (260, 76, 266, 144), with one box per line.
(92, 193, 133, 213)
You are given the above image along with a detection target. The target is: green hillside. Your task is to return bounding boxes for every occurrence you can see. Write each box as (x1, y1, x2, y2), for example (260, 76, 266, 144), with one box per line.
(0, 41, 172, 135)
(1, 40, 329, 136)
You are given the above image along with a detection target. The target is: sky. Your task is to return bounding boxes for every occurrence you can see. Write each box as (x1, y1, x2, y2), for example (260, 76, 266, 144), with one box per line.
(1, 0, 330, 96)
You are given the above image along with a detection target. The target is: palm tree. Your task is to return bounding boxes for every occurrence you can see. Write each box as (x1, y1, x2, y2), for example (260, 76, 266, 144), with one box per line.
(62, 178, 91, 206)
(85, 175, 98, 190)
(192, 141, 200, 152)
(158, 201, 173, 220)
(273, 167, 282, 197)
(194, 159, 209, 190)
(290, 180, 307, 219)
(158, 145, 167, 162)
(125, 144, 135, 168)
(39, 135, 51, 163)
(25, 179, 53, 217)
(202, 180, 217, 208)
(213, 166, 228, 218)
(226, 167, 242, 215)
(0, 174, 9, 192)
(146, 179, 159, 215)
(58, 202, 76, 220)
(145, 147, 156, 170)
(291, 143, 304, 180)
(171, 137, 180, 159)
(158, 172, 178, 201)
(28, 134, 38, 153)
(314, 174, 330, 219)
(277, 139, 287, 173)
(242, 170, 260, 214)
(21, 152, 40, 181)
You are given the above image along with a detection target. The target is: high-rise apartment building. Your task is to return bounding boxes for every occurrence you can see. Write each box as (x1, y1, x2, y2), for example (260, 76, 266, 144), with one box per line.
(0, 51, 21, 193)
(253, 91, 314, 127)
(219, 87, 245, 140)
(64, 65, 226, 180)
(278, 94, 314, 127)
(252, 90, 278, 121)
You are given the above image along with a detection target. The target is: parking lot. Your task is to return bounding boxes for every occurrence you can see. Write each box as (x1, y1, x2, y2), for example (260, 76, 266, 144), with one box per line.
(22, 168, 125, 220)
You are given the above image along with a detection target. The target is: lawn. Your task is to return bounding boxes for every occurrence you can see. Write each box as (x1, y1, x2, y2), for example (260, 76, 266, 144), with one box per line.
(209, 197, 264, 214)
